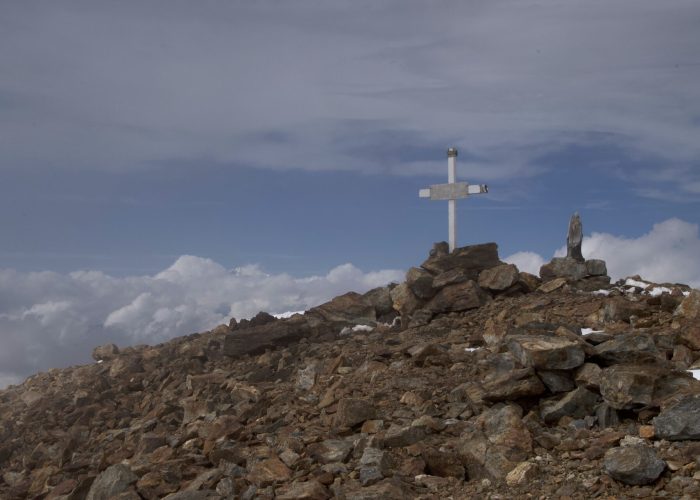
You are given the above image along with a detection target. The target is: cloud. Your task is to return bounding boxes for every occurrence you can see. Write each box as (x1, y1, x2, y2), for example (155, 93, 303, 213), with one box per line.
(505, 218, 700, 287)
(504, 252, 546, 276)
(0, 1, 698, 196)
(0, 257, 403, 388)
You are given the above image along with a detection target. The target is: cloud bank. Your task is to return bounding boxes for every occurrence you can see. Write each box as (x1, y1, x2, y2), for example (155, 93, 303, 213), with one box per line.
(1, 1, 699, 195)
(505, 218, 700, 287)
(0, 258, 403, 388)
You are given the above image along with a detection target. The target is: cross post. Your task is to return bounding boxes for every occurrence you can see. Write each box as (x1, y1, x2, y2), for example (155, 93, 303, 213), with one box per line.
(419, 148, 488, 252)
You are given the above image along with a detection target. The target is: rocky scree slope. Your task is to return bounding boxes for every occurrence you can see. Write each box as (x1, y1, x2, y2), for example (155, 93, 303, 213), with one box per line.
(2, 242, 700, 499)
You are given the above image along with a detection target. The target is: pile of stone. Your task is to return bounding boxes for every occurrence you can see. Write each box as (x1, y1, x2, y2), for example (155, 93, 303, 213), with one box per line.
(2, 225, 700, 498)
(539, 213, 611, 291)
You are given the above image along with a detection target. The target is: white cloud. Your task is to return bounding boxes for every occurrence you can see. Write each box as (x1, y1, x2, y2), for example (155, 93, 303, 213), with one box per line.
(507, 218, 700, 287)
(0, 257, 403, 388)
(504, 251, 546, 276)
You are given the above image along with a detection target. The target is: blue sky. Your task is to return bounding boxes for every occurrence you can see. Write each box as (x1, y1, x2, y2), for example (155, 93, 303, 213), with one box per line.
(1, 0, 700, 385)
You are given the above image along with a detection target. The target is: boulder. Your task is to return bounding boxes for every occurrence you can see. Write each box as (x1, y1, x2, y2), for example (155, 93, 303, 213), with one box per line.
(246, 457, 292, 486)
(507, 335, 585, 371)
(86, 464, 138, 500)
(390, 283, 421, 317)
(675, 290, 700, 320)
(432, 268, 470, 289)
(603, 445, 665, 485)
(653, 394, 700, 440)
(306, 292, 375, 325)
(334, 398, 377, 428)
(537, 370, 575, 393)
(599, 365, 657, 410)
(478, 264, 520, 291)
(593, 333, 663, 365)
(223, 316, 312, 357)
(275, 480, 330, 500)
(405, 267, 436, 299)
(586, 259, 608, 277)
(421, 242, 501, 277)
(540, 257, 587, 282)
(482, 367, 546, 402)
(92, 343, 120, 361)
(307, 439, 353, 464)
(426, 280, 490, 314)
(540, 387, 600, 424)
(362, 286, 395, 317)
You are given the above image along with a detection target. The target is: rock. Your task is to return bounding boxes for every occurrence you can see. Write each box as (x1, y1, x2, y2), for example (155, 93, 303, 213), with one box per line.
(390, 283, 421, 317)
(426, 280, 490, 314)
(482, 367, 546, 402)
(586, 259, 608, 276)
(678, 325, 700, 351)
(602, 297, 650, 323)
(540, 387, 599, 424)
(567, 213, 584, 262)
(275, 480, 330, 500)
(593, 333, 662, 364)
(296, 364, 318, 391)
(86, 464, 138, 500)
(421, 242, 501, 277)
(92, 343, 120, 361)
(459, 403, 532, 481)
(223, 316, 312, 357)
(599, 365, 657, 410)
(306, 292, 377, 326)
(540, 257, 587, 282)
(603, 445, 665, 485)
(432, 268, 470, 289)
(359, 466, 383, 487)
(505, 461, 538, 487)
(405, 267, 436, 299)
(574, 363, 603, 390)
(422, 449, 465, 479)
(537, 369, 575, 393)
(675, 290, 700, 320)
(362, 286, 395, 317)
(334, 398, 377, 428)
(383, 424, 426, 448)
(246, 457, 292, 486)
(478, 264, 520, 291)
(308, 439, 353, 464)
(537, 278, 568, 293)
(508, 335, 585, 370)
(653, 394, 700, 440)
(518, 272, 542, 292)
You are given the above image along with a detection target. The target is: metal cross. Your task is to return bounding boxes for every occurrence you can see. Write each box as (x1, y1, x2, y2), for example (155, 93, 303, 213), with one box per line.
(419, 148, 488, 252)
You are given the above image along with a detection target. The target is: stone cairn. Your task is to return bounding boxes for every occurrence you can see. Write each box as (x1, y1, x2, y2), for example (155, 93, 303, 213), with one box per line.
(539, 212, 610, 292)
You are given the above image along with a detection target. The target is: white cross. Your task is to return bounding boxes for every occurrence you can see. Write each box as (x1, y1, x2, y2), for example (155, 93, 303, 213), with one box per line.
(419, 148, 488, 252)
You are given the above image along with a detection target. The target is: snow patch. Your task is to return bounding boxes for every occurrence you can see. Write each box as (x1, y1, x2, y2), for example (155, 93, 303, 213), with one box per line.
(339, 324, 374, 335)
(592, 289, 611, 296)
(688, 369, 700, 381)
(581, 328, 604, 336)
(273, 310, 305, 319)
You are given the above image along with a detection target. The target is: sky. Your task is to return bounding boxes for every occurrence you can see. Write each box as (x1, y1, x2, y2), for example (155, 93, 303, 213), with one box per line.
(1, 0, 700, 387)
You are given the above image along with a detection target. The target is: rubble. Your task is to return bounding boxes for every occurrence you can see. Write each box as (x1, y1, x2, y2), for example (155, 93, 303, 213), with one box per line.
(1, 234, 700, 499)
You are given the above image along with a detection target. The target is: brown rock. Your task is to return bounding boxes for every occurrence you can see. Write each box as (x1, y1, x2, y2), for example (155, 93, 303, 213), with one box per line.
(421, 242, 501, 276)
(426, 280, 490, 314)
(334, 398, 377, 428)
(508, 335, 585, 370)
(478, 264, 520, 291)
(92, 343, 120, 361)
(246, 457, 292, 486)
(406, 267, 436, 299)
(276, 480, 330, 500)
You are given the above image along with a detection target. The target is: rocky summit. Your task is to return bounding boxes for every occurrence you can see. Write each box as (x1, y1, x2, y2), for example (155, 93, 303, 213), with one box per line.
(2, 240, 700, 499)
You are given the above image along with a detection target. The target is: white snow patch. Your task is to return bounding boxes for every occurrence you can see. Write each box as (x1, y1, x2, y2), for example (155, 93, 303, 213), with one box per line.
(464, 347, 481, 352)
(273, 310, 305, 319)
(683, 291, 691, 297)
(592, 289, 611, 296)
(648, 286, 672, 297)
(625, 278, 649, 289)
(688, 369, 700, 380)
(339, 324, 374, 335)
(581, 328, 604, 336)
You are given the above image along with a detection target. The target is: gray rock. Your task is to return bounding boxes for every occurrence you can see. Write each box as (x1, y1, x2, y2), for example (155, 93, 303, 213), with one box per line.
(586, 259, 608, 276)
(508, 335, 585, 370)
(307, 439, 353, 464)
(86, 464, 138, 500)
(482, 367, 546, 402)
(383, 424, 426, 448)
(432, 268, 470, 289)
(540, 257, 587, 282)
(92, 343, 119, 361)
(603, 445, 665, 485)
(653, 394, 700, 440)
(390, 283, 422, 318)
(478, 264, 520, 291)
(599, 365, 656, 410)
(540, 387, 599, 424)
(567, 213, 584, 262)
(574, 363, 602, 390)
(596, 403, 620, 428)
(594, 333, 662, 364)
(537, 370, 575, 393)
